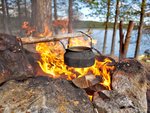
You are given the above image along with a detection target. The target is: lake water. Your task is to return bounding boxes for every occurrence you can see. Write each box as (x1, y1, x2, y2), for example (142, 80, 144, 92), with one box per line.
(75, 29, 150, 57)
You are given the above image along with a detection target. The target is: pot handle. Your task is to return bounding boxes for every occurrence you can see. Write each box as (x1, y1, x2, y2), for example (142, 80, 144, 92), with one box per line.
(91, 47, 102, 56)
(78, 31, 102, 55)
(59, 40, 66, 51)
(67, 31, 93, 48)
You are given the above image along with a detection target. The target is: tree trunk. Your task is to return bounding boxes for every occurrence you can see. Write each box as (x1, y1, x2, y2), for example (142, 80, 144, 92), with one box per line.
(54, 0, 58, 21)
(16, 0, 22, 27)
(54, 0, 58, 34)
(5, 0, 12, 34)
(134, 0, 146, 58)
(1, 0, 10, 34)
(110, 0, 119, 55)
(123, 21, 134, 58)
(1, 0, 6, 33)
(31, 0, 52, 33)
(119, 20, 124, 59)
(24, 0, 27, 19)
(68, 0, 73, 33)
(31, 0, 36, 26)
(102, 0, 110, 54)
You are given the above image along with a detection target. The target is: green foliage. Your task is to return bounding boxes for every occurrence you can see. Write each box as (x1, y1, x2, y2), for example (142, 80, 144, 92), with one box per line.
(77, 0, 150, 25)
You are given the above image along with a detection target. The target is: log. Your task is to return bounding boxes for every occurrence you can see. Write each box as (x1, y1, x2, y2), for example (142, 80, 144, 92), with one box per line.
(72, 74, 103, 89)
(19, 32, 85, 44)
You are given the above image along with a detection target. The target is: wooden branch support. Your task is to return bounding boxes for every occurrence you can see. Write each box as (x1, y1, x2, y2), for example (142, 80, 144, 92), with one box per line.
(19, 32, 85, 44)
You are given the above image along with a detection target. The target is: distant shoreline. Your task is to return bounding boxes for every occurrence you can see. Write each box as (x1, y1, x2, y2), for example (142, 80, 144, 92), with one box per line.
(73, 20, 150, 29)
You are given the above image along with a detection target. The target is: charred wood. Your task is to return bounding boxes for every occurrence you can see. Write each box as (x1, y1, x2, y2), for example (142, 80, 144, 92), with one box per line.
(72, 74, 103, 89)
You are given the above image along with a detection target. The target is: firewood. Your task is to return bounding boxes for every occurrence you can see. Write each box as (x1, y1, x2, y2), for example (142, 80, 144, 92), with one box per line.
(72, 74, 103, 89)
(85, 84, 107, 95)
(19, 32, 85, 44)
(93, 92, 110, 101)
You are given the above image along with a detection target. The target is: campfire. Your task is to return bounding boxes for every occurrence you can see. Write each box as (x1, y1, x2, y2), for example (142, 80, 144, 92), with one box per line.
(36, 41, 114, 90)
(23, 22, 115, 91)
(0, 27, 148, 113)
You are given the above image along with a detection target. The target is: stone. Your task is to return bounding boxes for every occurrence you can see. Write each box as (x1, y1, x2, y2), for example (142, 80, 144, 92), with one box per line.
(0, 76, 95, 113)
(93, 59, 147, 113)
(0, 33, 34, 85)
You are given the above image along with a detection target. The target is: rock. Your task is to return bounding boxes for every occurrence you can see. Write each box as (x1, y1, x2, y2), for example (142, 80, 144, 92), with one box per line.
(0, 76, 95, 113)
(93, 59, 147, 113)
(141, 61, 150, 113)
(0, 33, 34, 85)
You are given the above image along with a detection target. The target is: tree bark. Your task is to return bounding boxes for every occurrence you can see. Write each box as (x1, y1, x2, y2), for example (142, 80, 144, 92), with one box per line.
(102, 0, 110, 54)
(31, 0, 36, 26)
(1, 0, 11, 34)
(123, 21, 134, 58)
(24, 0, 27, 19)
(5, 0, 12, 34)
(110, 0, 119, 55)
(54, 0, 58, 21)
(68, 0, 73, 33)
(119, 20, 124, 59)
(31, 0, 52, 33)
(16, 0, 22, 27)
(134, 0, 146, 58)
(54, 0, 58, 34)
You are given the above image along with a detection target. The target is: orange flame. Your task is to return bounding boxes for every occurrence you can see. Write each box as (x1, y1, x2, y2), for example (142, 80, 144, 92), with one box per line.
(36, 39, 114, 90)
(38, 24, 52, 37)
(53, 19, 68, 33)
(22, 21, 35, 36)
(22, 21, 114, 91)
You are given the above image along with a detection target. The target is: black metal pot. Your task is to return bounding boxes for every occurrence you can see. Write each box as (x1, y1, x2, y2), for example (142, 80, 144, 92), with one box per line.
(61, 31, 101, 68)
(64, 46, 95, 67)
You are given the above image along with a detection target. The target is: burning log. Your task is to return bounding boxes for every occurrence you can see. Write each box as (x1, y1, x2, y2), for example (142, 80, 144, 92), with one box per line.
(93, 59, 148, 113)
(72, 74, 107, 96)
(19, 32, 85, 44)
(0, 76, 94, 113)
(72, 74, 103, 89)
